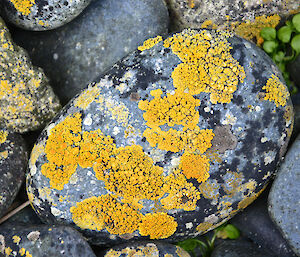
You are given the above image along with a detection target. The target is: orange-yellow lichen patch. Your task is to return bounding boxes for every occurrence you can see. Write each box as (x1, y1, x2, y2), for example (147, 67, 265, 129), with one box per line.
(96, 145, 164, 202)
(138, 89, 200, 130)
(198, 179, 220, 201)
(41, 113, 82, 190)
(179, 153, 210, 183)
(105, 244, 159, 257)
(138, 36, 163, 51)
(143, 127, 214, 153)
(78, 129, 115, 168)
(19, 248, 26, 256)
(139, 212, 177, 239)
(201, 20, 218, 30)
(0, 150, 8, 159)
(222, 171, 244, 195)
(5, 247, 12, 256)
(262, 74, 289, 107)
(12, 235, 21, 245)
(29, 143, 44, 167)
(163, 29, 245, 104)
(0, 130, 8, 144)
(232, 15, 280, 46)
(74, 85, 101, 110)
(176, 246, 190, 257)
(161, 169, 201, 211)
(10, 0, 35, 16)
(196, 222, 213, 232)
(70, 195, 142, 235)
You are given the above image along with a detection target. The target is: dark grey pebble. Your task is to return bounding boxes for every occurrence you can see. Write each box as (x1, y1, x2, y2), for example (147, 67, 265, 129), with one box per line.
(268, 134, 300, 256)
(0, 129, 27, 218)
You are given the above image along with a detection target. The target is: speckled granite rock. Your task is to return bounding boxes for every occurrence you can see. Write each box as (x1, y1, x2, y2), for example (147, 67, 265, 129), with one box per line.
(0, 129, 27, 218)
(102, 241, 190, 257)
(27, 29, 293, 245)
(211, 240, 274, 257)
(165, 0, 299, 44)
(0, 225, 96, 257)
(1, 0, 91, 31)
(11, 0, 169, 104)
(231, 186, 297, 257)
(268, 134, 300, 256)
(0, 17, 61, 133)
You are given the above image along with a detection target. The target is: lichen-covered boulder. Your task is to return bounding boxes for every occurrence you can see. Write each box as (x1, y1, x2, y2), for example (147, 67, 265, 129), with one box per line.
(27, 29, 293, 245)
(102, 241, 190, 257)
(1, 0, 92, 31)
(165, 0, 299, 45)
(0, 129, 27, 218)
(0, 17, 61, 133)
(0, 225, 96, 257)
(11, 0, 169, 104)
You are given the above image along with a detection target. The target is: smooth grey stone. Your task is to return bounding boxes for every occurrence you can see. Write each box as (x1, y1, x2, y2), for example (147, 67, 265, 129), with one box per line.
(1, 0, 92, 31)
(0, 225, 96, 257)
(0, 17, 61, 133)
(27, 29, 293, 245)
(0, 129, 27, 218)
(11, 0, 169, 104)
(269, 134, 300, 256)
(211, 240, 274, 257)
(231, 186, 297, 257)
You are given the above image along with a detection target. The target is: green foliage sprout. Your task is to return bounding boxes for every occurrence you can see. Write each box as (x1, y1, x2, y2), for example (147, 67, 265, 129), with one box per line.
(176, 223, 240, 257)
(260, 13, 300, 95)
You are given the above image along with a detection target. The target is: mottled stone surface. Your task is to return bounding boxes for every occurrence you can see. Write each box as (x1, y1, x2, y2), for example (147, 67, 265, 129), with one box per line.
(102, 241, 190, 257)
(11, 0, 169, 104)
(165, 0, 300, 32)
(1, 0, 91, 31)
(211, 240, 274, 257)
(0, 225, 96, 257)
(0, 129, 27, 218)
(0, 17, 61, 133)
(269, 134, 300, 256)
(231, 186, 297, 257)
(27, 29, 293, 245)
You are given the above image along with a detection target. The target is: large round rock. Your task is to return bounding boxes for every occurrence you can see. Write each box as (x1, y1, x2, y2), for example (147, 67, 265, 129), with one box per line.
(27, 29, 293, 245)
(1, 0, 91, 31)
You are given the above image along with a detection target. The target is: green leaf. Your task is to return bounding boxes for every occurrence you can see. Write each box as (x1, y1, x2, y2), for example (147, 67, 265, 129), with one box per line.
(277, 26, 293, 43)
(263, 40, 278, 54)
(292, 13, 300, 32)
(274, 51, 285, 62)
(177, 239, 207, 252)
(291, 34, 300, 54)
(260, 27, 276, 41)
(223, 224, 240, 239)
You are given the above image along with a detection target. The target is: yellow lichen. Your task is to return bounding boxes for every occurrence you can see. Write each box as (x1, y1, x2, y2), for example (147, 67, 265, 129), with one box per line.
(179, 153, 210, 183)
(138, 36, 163, 51)
(70, 195, 142, 235)
(41, 113, 82, 190)
(0, 150, 8, 159)
(19, 248, 26, 256)
(163, 29, 245, 104)
(10, 0, 35, 16)
(262, 74, 289, 107)
(139, 212, 177, 239)
(196, 222, 213, 232)
(0, 130, 8, 144)
(176, 246, 190, 257)
(29, 143, 44, 167)
(74, 85, 101, 110)
(161, 169, 201, 211)
(12, 235, 21, 244)
(138, 89, 200, 130)
(233, 15, 280, 46)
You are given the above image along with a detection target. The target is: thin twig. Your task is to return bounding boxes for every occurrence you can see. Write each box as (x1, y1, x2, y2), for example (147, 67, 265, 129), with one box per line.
(0, 201, 30, 225)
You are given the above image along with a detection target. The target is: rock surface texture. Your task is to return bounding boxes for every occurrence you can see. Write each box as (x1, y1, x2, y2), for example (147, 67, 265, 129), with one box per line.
(211, 240, 274, 257)
(0, 225, 96, 257)
(269, 134, 300, 256)
(27, 29, 293, 245)
(103, 241, 190, 257)
(165, 0, 300, 32)
(0, 17, 61, 133)
(0, 129, 27, 218)
(1, 0, 92, 31)
(11, 0, 169, 103)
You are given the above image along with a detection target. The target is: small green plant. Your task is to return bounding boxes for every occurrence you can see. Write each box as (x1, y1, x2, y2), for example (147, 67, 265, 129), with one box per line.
(176, 223, 240, 257)
(260, 13, 300, 95)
